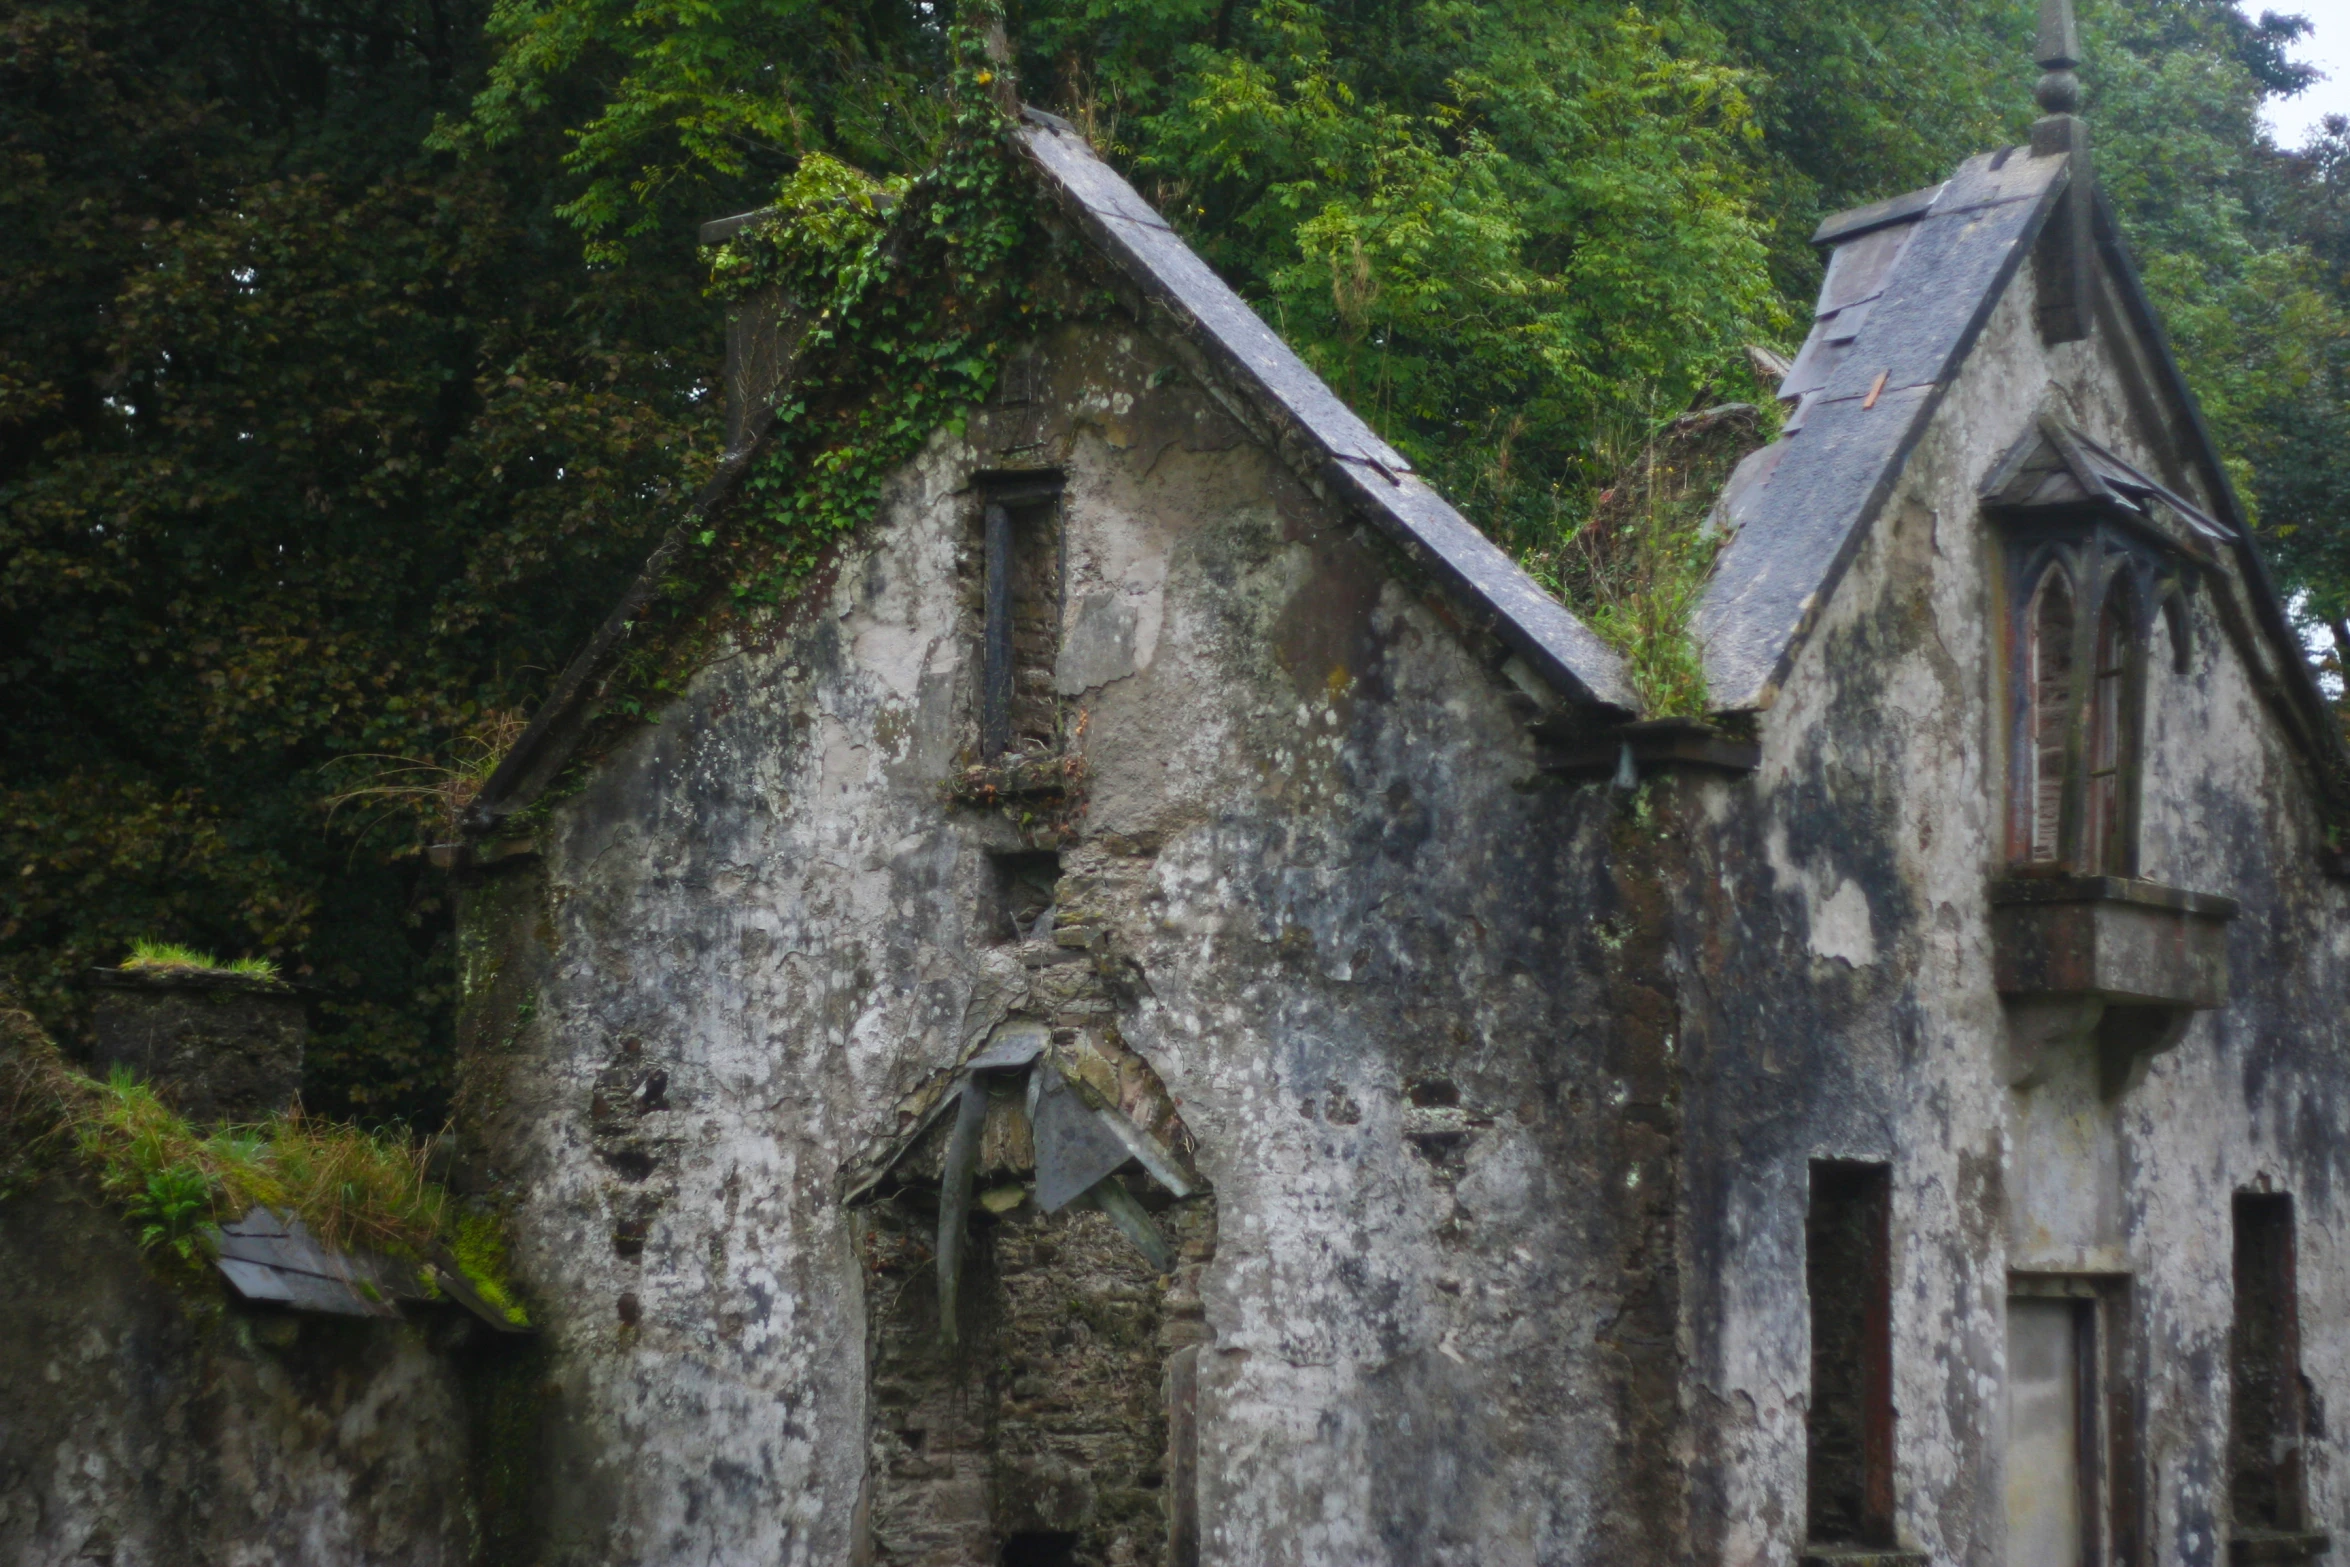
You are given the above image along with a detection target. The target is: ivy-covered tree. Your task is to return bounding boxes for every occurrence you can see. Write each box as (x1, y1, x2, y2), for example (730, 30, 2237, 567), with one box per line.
(0, 0, 718, 1119)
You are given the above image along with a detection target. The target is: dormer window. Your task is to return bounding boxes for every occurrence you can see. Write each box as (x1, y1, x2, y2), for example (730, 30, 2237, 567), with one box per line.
(2022, 566, 2141, 872)
(1989, 419, 2217, 875)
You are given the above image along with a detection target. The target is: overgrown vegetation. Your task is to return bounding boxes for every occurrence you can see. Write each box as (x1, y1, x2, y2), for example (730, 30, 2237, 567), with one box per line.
(0, 997, 526, 1323)
(8, 0, 2350, 1105)
(1543, 404, 1772, 715)
(122, 940, 280, 980)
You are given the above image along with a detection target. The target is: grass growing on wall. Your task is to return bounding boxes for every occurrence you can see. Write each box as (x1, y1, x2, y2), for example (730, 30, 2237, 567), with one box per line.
(120, 940, 281, 980)
(1538, 403, 1775, 717)
(0, 998, 526, 1322)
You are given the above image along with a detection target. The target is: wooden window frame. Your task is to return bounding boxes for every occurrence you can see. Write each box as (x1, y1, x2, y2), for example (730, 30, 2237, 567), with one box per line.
(2002, 534, 2156, 876)
(2229, 1192, 2312, 1538)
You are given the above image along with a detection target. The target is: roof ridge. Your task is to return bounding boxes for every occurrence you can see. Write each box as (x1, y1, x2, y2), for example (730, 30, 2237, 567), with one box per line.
(1013, 108, 1633, 712)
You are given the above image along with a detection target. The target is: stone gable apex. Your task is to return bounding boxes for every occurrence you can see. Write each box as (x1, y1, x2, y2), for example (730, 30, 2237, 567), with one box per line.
(1693, 143, 2350, 816)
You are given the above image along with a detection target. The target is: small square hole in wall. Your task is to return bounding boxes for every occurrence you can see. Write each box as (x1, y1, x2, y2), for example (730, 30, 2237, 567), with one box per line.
(986, 850, 1062, 944)
(1001, 1532, 1078, 1567)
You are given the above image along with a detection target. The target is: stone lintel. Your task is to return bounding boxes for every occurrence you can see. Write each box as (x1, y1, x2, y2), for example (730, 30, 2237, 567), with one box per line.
(1538, 718, 1762, 781)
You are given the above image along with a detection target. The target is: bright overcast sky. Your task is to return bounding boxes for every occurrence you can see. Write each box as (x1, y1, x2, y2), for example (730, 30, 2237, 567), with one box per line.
(2264, 0, 2350, 145)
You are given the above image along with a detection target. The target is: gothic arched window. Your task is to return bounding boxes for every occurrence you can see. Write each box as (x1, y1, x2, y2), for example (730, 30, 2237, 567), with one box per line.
(2084, 581, 2134, 873)
(2027, 568, 2076, 863)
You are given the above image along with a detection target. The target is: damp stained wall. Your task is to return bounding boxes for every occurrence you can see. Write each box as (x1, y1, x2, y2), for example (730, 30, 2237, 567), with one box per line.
(451, 309, 1694, 1567)
(1670, 239, 2350, 1567)
(0, 1178, 479, 1567)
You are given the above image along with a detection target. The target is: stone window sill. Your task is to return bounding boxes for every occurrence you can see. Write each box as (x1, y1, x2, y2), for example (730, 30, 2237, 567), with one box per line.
(1989, 871, 2233, 1009)
(1801, 1546, 1930, 1567)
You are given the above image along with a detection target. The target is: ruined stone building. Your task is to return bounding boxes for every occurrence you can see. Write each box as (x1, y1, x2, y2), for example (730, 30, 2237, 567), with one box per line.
(11, 8, 2350, 1566)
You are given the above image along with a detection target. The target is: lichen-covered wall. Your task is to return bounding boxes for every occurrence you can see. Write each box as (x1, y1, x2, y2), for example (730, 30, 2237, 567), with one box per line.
(453, 221, 2350, 1567)
(452, 308, 1695, 1566)
(1672, 248, 2350, 1567)
(0, 1178, 483, 1567)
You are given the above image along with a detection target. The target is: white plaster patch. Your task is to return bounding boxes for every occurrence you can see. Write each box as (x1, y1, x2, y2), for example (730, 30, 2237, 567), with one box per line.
(1809, 878, 1877, 967)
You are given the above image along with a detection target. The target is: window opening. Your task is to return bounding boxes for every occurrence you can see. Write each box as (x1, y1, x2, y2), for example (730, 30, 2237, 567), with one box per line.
(980, 480, 1064, 760)
(2230, 1193, 2309, 1536)
(2085, 585, 2131, 875)
(1807, 1161, 1896, 1549)
(1001, 1532, 1080, 1567)
(2028, 569, 2077, 864)
(986, 850, 1063, 944)
(2005, 1292, 2104, 1567)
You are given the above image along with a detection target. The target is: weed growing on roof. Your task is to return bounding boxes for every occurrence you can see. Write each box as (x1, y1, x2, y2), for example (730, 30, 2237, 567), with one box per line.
(1536, 401, 1776, 717)
(325, 709, 530, 845)
(0, 998, 525, 1320)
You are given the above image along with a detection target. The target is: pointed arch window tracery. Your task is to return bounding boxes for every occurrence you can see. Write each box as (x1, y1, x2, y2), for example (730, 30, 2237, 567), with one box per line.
(2008, 547, 2166, 875)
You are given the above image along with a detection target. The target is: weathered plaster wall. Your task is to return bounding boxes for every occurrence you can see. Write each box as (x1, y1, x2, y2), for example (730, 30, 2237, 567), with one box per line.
(454, 309, 1688, 1566)
(0, 1178, 483, 1567)
(1674, 243, 2350, 1567)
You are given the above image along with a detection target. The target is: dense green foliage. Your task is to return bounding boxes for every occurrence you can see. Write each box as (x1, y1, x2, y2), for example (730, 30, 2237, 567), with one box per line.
(7, 0, 2350, 1113)
(1, 999, 526, 1323)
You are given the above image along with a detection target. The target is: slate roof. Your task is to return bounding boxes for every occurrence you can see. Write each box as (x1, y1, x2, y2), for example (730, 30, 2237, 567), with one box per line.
(1014, 110, 1632, 711)
(1696, 147, 2070, 712)
(1980, 414, 2232, 558)
(1691, 138, 2349, 808)
(463, 109, 1634, 832)
(211, 1206, 526, 1330)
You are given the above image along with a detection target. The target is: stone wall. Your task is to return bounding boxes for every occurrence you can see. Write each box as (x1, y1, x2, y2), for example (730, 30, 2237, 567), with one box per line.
(0, 1178, 502, 1567)
(1669, 246, 2350, 1567)
(451, 307, 1677, 1565)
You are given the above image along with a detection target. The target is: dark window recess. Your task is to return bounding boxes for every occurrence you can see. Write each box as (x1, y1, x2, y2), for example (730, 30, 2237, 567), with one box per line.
(2085, 583, 2133, 873)
(987, 850, 1062, 944)
(981, 482, 1065, 760)
(2231, 1193, 2310, 1533)
(1807, 1161, 1896, 1549)
(2007, 548, 2153, 875)
(1001, 1531, 1080, 1567)
(2028, 569, 2076, 863)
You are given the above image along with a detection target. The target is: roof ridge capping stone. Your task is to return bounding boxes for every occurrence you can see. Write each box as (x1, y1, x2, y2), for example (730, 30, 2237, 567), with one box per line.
(1013, 106, 1634, 713)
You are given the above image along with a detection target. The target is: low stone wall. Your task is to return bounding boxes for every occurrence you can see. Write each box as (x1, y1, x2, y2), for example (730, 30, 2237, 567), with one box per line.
(0, 1177, 533, 1567)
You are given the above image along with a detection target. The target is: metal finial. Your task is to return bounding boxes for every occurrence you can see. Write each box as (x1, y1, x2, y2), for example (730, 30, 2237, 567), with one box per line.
(2035, 0, 2081, 114)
